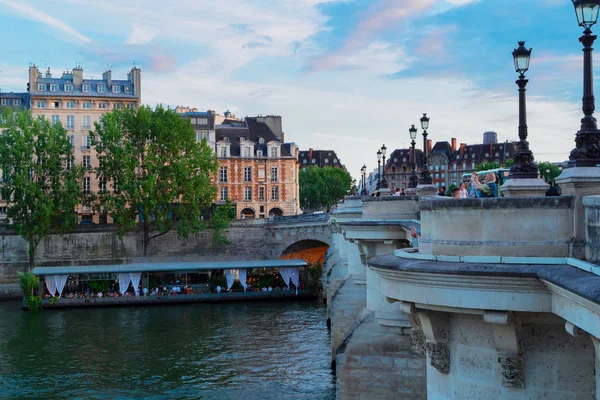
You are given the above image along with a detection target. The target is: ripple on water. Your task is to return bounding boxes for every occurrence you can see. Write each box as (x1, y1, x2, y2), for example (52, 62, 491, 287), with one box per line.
(0, 301, 335, 400)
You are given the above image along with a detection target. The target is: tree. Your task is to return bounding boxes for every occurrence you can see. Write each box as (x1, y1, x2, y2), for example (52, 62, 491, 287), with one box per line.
(299, 166, 353, 213)
(504, 158, 515, 168)
(476, 161, 501, 172)
(90, 105, 220, 256)
(0, 108, 84, 268)
(537, 161, 561, 184)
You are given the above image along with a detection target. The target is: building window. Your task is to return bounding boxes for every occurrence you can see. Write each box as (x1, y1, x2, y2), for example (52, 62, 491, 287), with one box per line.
(83, 176, 91, 193)
(271, 186, 279, 200)
(324, 158, 329, 164)
(68, 135, 75, 150)
(441, 173, 445, 178)
(64, 115, 74, 129)
(82, 116, 91, 129)
(453, 164, 456, 171)
(462, 163, 466, 170)
(52, 101, 60, 109)
(495, 152, 499, 157)
(99, 178, 106, 193)
(333, 159, 338, 163)
(220, 146, 227, 158)
(402, 157, 406, 162)
(50, 84, 59, 92)
(82, 135, 90, 150)
(257, 150, 263, 157)
(505, 152, 510, 157)
(269, 146, 279, 158)
(302, 159, 307, 164)
(51, 115, 60, 125)
(311, 159, 316, 164)
(258, 187, 265, 201)
(471, 162, 475, 169)
(0, 99, 9, 105)
(271, 167, 279, 182)
(197, 118, 208, 125)
(36, 101, 46, 108)
(37, 84, 46, 91)
(471, 154, 475, 159)
(113, 103, 122, 110)
(196, 132, 208, 142)
(441, 165, 445, 170)
(258, 137, 264, 144)
(435, 165, 439, 172)
(435, 173, 439, 179)
(83, 155, 91, 170)
(220, 186, 228, 200)
(244, 167, 252, 182)
(190, 118, 197, 124)
(125, 86, 132, 93)
(485, 152, 489, 157)
(97, 84, 105, 93)
(66, 101, 75, 109)
(219, 166, 228, 183)
(14, 99, 22, 106)
(243, 147, 251, 158)
(112, 86, 120, 93)
(98, 102, 108, 109)
(82, 84, 90, 92)
(82, 101, 91, 109)
(126, 103, 135, 110)
(244, 187, 252, 201)
(66, 156, 75, 170)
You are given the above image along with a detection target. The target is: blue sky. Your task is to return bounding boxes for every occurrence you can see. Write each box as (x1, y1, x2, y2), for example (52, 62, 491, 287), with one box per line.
(0, 0, 590, 178)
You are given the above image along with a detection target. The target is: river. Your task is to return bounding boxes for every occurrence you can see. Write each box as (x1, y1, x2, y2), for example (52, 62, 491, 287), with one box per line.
(0, 301, 335, 400)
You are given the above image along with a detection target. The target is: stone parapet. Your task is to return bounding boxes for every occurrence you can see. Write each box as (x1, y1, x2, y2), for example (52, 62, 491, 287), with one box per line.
(584, 195, 600, 263)
(361, 196, 419, 221)
(419, 197, 574, 257)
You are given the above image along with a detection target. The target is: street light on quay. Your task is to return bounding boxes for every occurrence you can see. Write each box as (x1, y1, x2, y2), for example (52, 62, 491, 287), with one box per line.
(419, 114, 433, 185)
(570, 0, 600, 167)
(376, 149, 382, 190)
(380, 144, 388, 189)
(360, 164, 368, 195)
(408, 125, 419, 188)
(508, 40, 539, 179)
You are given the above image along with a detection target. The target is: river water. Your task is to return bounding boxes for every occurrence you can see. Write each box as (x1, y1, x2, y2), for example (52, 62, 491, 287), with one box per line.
(0, 301, 335, 400)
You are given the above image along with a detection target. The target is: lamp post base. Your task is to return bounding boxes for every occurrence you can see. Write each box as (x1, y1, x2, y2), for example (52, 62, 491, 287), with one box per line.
(500, 178, 549, 197)
(416, 183, 438, 197)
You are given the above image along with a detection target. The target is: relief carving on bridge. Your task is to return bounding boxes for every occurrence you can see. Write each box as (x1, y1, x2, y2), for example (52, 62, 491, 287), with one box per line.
(497, 352, 525, 389)
(399, 301, 427, 358)
(483, 311, 525, 389)
(417, 310, 451, 375)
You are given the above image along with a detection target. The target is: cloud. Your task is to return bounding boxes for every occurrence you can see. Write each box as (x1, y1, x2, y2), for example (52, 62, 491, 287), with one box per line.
(0, 0, 91, 43)
(126, 23, 157, 45)
(83, 44, 177, 74)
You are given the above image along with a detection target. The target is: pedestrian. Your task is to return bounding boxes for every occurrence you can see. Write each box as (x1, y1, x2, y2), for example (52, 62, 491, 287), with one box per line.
(459, 183, 468, 198)
(468, 173, 481, 198)
(480, 172, 498, 197)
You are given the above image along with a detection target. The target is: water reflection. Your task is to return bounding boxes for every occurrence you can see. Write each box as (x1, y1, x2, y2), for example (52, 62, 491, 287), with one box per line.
(0, 301, 335, 400)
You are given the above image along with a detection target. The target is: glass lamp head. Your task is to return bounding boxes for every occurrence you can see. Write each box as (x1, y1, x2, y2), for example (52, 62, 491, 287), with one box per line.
(512, 41, 532, 75)
(361, 165, 366, 174)
(573, 0, 600, 29)
(381, 144, 387, 157)
(409, 125, 418, 140)
(377, 149, 382, 161)
(420, 113, 430, 131)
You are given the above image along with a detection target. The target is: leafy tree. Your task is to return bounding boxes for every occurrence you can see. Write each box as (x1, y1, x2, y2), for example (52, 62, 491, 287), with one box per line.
(299, 166, 353, 213)
(90, 105, 220, 256)
(476, 161, 501, 172)
(445, 184, 458, 197)
(0, 109, 84, 268)
(504, 158, 515, 168)
(210, 200, 235, 246)
(537, 161, 561, 184)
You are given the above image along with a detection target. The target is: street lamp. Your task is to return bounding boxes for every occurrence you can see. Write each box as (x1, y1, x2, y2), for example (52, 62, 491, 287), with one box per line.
(570, 0, 600, 167)
(380, 144, 388, 189)
(408, 125, 419, 188)
(360, 164, 368, 195)
(376, 149, 382, 190)
(419, 114, 433, 185)
(508, 41, 539, 179)
(546, 168, 551, 183)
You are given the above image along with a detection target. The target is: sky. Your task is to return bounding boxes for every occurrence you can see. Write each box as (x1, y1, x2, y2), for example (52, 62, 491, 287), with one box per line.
(0, 0, 591, 179)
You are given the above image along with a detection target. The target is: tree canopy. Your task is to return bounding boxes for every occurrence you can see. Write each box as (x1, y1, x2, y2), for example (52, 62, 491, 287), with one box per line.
(0, 108, 84, 268)
(299, 166, 353, 213)
(537, 161, 562, 184)
(476, 161, 501, 172)
(90, 105, 221, 256)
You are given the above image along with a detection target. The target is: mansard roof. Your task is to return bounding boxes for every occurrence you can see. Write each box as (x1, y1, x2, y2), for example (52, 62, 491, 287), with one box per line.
(386, 148, 423, 168)
(0, 92, 30, 110)
(298, 150, 344, 169)
(449, 142, 516, 165)
(215, 117, 292, 157)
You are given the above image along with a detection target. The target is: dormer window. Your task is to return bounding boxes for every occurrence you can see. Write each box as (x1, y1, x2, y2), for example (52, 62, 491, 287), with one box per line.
(258, 137, 265, 144)
(269, 146, 279, 158)
(37, 84, 46, 91)
(312, 159, 316, 164)
(220, 146, 227, 158)
(243, 146, 251, 158)
(257, 150, 263, 157)
(303, 159, 307, 164)
(112, 86, 120, 93)
(82, 84, 90, 92)
(333, 159, 338, 163)
(64, 84, 73, 92)
(50, 84, 59, 92)
(223, 136, 229, 142)
(124, 86, 132, 93)
(485, 153, 489, 157)
(240, 137, 245, 143)
(324, 158, 329, 163)
(471, 154, 475, 159)
(98, 84, 106, 93)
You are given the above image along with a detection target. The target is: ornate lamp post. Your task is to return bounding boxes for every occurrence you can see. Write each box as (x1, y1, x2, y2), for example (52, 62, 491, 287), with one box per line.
(408, 125, 419, 188)
(380, 144, 388, 188)
(508, 41, 539, 178)
(360, 164, 368, 195)
(419, 114, 433, 184)
(570, 0, 600, 167)
(376, 149, 382, 190)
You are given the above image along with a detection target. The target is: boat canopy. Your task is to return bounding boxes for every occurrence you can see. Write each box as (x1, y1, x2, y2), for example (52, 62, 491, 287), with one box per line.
(32, 259, 307, 276)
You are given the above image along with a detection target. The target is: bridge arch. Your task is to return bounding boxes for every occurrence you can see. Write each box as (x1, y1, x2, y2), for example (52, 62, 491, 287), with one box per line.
(269, 207, 284, 217)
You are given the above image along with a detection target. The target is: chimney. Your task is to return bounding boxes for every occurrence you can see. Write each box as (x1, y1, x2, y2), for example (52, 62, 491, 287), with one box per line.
(309, 148, 313, 162)
(28, 65, 39, 93)
(45, 67, 52, 78)
(489, 142, 493, 159)
(72, 65, 83, 88)
(427, 139, 433, 153)
(459, 143, 466, 158)
(451, 138, 457, 152)
(102, 70, 112, 87)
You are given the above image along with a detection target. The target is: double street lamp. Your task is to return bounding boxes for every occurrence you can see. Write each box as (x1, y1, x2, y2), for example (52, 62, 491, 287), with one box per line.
(508, 41, 539, 178)
(418, 114, 433, 185)
(360, 164, 368, 195)
(570, 0, 600, 167)
(408, 125, 419, 188)
(376, 149, 382, 190)
(380, 144, 388, 189)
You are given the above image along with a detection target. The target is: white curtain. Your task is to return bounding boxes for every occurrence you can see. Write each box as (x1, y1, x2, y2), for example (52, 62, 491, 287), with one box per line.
(118, 273, 131, 294)
(45, 276, 57, 297)
(238, 269, 247, 292)
(129, 272, 142, 296)
(55, 275, 69, 298)
(289, 268, 300, 295)
(279, 268, 291, 289)
(225, 269, 237, 291)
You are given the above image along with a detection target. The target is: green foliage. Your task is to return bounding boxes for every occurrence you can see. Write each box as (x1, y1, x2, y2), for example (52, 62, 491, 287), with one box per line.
(49, 296, 59, 305)
(476, 161, 501, 172)
(0, 109, 84, 268)
(17, 271, 39, 296)
(209, 274, 226, 288)
(88, 280, 111, 293)
(25, 295, 42, 311)
(90, 105, 219, 256)
(299, 166, 353, 213)
(308, 264, 323, 291)
(445, 184, 457, 197)
(504, 158, 515, 168)
(537, 162, 562, 184)
(210, 200, 234, 246)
